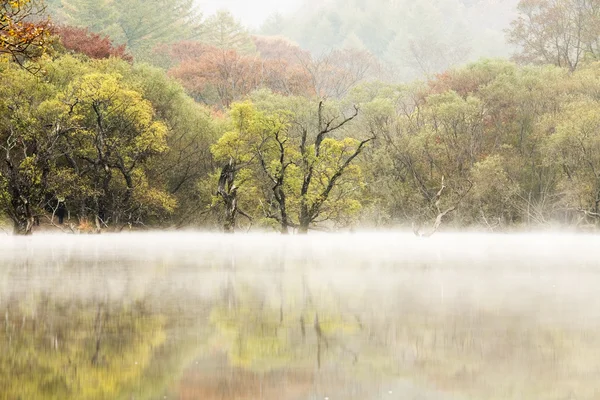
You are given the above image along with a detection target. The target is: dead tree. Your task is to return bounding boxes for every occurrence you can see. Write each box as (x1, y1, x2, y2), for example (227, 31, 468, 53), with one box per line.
(413, 176, 471, 237)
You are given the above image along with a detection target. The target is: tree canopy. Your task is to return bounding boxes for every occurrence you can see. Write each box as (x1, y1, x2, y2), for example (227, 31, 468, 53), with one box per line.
(2, 0, 600, 233)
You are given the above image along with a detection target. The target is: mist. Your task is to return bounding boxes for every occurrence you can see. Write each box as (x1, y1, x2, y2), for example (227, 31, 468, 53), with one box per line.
(3, 1, 600, 398)
(196, 0, 302, 28)
(2, 232, 600, 398)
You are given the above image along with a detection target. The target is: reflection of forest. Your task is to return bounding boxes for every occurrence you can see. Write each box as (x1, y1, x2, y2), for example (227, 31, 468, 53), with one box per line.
(2, 234, 600, 399)
(1, 298, 164, 399)
(178, 355, 362, 400)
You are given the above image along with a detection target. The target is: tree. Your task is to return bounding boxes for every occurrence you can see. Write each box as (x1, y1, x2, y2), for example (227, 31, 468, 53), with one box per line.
(168, 45, 314, 109)
(126, 63, 221, 227)
(298, 48, 381, 98)
(0, 58, 67, 234)
(545, 100, 600, 222)
(294, 102, 373, 233)
(61, 72, 172, 228)
(351, 59, 573, 229)
(0, 0, 49, 66)
(210, 102, 262, 232)
(53, 0, 203, 61)
(0, 53, 221, 234)
(211, 98, 373, 234)
(53, 25, 132, 61)
(201, 10, 255, 54)
(507, 0, 600, 71)
(151, 40, 209, 69)
(252, 35, 309, 65)
(58, 0, 117, 34)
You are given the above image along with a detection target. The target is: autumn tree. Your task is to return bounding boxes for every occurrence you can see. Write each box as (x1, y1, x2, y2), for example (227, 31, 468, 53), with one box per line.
(53, 25, 132, 61)
(507, 0, 600, 71)
(151, 40, 209, 69)
(169, 45, 314, 109)
(126, 63, 221, 227)
(351, 59, 573, 229)
(252, 35, 309, 65)
(297, 48, 381, 99)
(0, 0, 49, 65)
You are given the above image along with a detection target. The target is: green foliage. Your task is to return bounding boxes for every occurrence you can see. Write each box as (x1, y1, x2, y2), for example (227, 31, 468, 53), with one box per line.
(6, 0, 600, 233)
(209, 284, 361, 372)
(0, 54, 210, 232)
(545, 99, 600, 215)
(201, 10, 255, 54)
(210, 96, 370, 232)
(48, 0, 203, 62)
(125, 63, 221, 225)
(355, 58, 600, 228)
(0, 301, 166, 400)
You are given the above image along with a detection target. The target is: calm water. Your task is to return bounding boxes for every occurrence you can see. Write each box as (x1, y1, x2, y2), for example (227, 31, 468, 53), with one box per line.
(1, 232, 600, 400)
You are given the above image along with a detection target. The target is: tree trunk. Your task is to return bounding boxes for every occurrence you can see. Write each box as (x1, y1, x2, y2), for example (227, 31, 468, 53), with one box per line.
(13, 216, 34, 235)
(298, 212, 310, 234)
(275, 188, 289, 234)
(218, 160, 238, 233)
(223, 196, 236, 234)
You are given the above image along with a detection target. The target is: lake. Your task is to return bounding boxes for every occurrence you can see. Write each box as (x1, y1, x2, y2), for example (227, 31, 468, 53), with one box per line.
(1, 232, 599, 399)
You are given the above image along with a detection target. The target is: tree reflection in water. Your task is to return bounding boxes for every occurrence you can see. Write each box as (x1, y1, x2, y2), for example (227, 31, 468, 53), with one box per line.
(1, 232, 600, 399)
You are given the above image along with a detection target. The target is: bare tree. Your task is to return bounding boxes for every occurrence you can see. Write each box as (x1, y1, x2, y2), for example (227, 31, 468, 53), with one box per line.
(507, 0, 600, 71)
(413, 176, 472, 237)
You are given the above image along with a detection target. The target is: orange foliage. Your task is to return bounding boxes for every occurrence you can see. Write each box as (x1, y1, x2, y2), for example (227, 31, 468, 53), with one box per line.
(165, 38, 379, 108)
(0, 0, 49, 64)
(427, 70, 482, 96)
(168, 44, 314, 108)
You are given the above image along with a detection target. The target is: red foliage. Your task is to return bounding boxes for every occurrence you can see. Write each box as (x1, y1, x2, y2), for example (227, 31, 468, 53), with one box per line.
(426, 70, 484, 97)
(165, 38, 378, 108)
(168, 44, 314, 108)
(53, 26, 132, 62)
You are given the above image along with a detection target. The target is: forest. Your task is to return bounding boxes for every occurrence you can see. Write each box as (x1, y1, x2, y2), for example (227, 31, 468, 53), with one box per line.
(2, 0, 600, 234)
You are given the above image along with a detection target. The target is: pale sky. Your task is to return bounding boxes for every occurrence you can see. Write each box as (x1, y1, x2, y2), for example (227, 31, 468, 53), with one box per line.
(196, 0, 301, 29)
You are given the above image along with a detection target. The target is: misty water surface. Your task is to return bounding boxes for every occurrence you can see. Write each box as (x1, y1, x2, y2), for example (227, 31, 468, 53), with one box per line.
(1, 232, 600, 399)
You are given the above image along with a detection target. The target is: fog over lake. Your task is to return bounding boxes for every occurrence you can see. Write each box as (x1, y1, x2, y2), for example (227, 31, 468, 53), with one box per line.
(2, 232, 600, 399)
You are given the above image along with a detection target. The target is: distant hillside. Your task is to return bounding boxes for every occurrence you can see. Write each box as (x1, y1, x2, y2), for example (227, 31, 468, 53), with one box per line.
(260, 0, 519, 81)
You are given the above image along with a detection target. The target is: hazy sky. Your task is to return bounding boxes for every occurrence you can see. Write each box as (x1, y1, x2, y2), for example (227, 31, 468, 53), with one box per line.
(197, 0, 301, 28)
